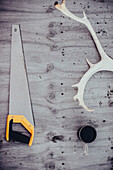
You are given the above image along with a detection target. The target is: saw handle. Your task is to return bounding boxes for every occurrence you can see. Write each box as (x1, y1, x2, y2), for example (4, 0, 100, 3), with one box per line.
(9, 119, 30, 144)
(6, 115, 34, 146)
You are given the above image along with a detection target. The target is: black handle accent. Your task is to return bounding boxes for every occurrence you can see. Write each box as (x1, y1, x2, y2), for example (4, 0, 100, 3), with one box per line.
(9, 119, 30, 144)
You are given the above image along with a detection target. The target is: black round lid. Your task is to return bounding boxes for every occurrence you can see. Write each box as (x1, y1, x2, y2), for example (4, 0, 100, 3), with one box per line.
(79, 126, 97, 143)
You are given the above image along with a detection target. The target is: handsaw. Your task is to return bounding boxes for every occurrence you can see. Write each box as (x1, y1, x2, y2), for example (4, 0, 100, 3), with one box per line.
(6, 25, 34, 146)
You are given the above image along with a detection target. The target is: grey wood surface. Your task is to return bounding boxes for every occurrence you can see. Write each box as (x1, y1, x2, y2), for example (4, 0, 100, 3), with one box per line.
(0, 0, 113, 169)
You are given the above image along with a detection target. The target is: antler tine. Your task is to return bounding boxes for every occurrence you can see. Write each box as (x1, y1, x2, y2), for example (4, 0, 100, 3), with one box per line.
(54, 0, 86, 24)
(54, 0, 109, 60)
(72, 56, 113, 111)
(55, 0, 113, 111)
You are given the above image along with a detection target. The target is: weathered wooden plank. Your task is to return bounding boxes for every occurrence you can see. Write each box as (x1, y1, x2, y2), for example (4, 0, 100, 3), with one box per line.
(0, 0, 113, 170)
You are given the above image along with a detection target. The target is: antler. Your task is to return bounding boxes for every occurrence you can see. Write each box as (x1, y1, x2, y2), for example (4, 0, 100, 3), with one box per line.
(54, 0, 113, 111)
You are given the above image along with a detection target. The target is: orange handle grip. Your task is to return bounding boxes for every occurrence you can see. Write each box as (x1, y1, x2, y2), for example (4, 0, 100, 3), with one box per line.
(6, 115, 34, 146)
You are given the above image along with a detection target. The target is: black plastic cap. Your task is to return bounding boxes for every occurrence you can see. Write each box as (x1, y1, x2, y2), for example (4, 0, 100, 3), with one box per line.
(78, 125, 97, 143)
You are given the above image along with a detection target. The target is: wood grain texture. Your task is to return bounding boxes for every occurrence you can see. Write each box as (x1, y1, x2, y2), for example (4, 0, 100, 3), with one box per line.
(0, 0, 113, 169)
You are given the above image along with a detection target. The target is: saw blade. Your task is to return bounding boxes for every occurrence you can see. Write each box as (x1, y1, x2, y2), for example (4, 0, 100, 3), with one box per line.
(6, 25, 34, 146)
